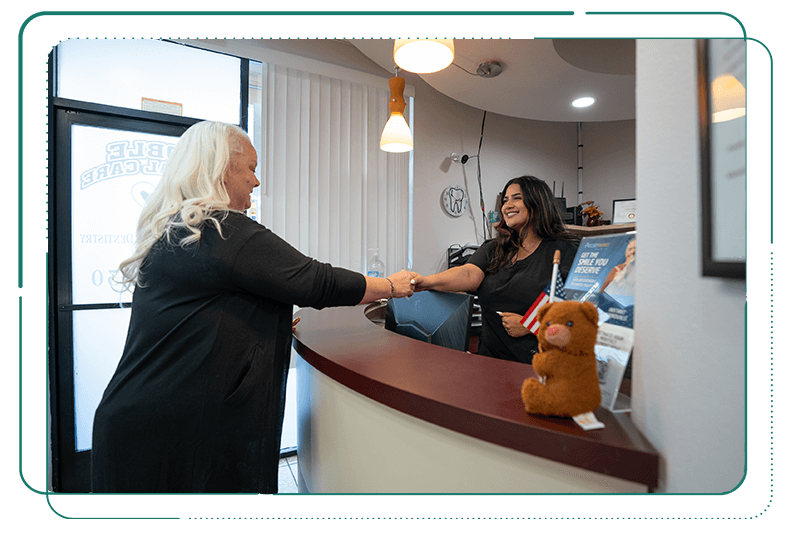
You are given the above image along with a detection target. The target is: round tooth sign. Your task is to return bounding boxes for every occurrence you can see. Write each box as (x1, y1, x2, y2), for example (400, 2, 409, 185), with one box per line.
(441, 185, 468, 217)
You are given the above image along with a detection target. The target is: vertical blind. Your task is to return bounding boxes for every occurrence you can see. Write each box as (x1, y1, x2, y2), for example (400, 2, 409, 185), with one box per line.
(261, 64, 410, 275)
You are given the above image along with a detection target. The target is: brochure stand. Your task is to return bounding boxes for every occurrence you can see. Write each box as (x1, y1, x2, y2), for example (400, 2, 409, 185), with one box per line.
(595, 323, 633, 413)
(561, 232, 637, 414)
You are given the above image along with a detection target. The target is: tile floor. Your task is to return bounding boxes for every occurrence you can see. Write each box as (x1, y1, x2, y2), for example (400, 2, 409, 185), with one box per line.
(277, 455, 300, 493)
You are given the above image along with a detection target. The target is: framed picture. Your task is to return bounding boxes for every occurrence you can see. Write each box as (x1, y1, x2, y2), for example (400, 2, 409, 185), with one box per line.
(697, 39, 746, 279)
(611, 198, 636, 225)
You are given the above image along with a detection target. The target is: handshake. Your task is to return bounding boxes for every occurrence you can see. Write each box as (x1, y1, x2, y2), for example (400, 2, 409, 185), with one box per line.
(384, 263, 482, 306)
(385, 269, 429, 299)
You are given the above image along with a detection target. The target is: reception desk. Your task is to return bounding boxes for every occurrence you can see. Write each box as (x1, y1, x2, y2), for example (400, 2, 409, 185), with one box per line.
(291, 303, 659, 493)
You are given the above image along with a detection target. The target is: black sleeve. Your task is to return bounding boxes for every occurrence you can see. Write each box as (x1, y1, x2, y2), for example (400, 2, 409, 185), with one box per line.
(466, 239, 496, 273)
(230, 224, 366, 309)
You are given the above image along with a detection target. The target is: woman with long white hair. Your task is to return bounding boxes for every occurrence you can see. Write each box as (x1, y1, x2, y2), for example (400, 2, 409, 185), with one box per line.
(91, 121, 418, 493)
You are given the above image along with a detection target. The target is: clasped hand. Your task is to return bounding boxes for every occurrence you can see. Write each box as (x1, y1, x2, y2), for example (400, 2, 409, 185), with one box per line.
(387, 269, 421, 298)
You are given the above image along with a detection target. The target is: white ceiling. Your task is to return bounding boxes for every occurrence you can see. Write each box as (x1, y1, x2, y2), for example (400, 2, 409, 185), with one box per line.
(349, 39, 636, 123)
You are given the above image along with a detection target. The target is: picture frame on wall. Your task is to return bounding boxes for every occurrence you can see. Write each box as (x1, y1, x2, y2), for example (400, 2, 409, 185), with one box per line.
(697, 39, 746, 279)
(611, 198, 636, 225)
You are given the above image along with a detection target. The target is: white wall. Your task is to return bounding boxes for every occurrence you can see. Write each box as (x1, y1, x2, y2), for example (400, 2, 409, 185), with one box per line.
(634, 39, 745, 493)
(582, 120, 636, 221)
(410, 77, 636, 275)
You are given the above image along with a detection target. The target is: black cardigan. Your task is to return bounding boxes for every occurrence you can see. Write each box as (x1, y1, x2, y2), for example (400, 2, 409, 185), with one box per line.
(91, 212, 365, 493)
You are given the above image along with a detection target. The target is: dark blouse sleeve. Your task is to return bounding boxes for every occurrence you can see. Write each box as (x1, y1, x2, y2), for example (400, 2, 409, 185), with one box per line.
(466, 239, 496, 273)
(229, 221, 366, 310)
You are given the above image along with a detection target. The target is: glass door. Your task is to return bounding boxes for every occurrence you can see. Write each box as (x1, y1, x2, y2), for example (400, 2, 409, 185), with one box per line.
(50, 104, 194, 491)
(49, 38, 252, 492)
(70, 123, 185, 452)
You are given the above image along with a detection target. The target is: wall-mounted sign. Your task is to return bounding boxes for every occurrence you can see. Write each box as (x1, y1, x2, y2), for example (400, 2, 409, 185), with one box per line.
(442, 185, 468, 217)
(142, 97, 183, 117)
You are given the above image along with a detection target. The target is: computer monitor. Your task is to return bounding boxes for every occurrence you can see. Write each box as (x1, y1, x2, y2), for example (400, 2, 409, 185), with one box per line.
(385, 290, 474, 352)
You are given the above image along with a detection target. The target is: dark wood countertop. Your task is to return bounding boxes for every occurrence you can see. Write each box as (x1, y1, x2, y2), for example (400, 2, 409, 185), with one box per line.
(565, 223, 636, 237)
(292, 304, 659, 490)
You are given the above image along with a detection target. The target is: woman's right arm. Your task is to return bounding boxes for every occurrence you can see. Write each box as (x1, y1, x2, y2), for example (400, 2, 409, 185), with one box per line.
(414, 264, 485, 294)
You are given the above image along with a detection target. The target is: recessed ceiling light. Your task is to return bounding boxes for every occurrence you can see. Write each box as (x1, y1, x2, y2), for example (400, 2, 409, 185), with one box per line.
(572, 97, 596, 108)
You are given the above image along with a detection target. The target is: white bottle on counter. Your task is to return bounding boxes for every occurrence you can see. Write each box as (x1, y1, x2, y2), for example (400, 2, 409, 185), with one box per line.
(367, 249, 385, 278)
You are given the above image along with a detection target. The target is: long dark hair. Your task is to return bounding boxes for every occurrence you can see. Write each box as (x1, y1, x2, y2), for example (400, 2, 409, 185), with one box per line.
(487, 175, 578, 273)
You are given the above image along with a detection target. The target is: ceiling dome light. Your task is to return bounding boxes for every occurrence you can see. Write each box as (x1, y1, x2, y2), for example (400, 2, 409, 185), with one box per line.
(572, 97, 596, 108)
(393, 39, 455, 74)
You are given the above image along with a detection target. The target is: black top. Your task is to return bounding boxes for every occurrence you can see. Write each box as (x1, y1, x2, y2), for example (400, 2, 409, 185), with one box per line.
(91, 211, 365, 493)
(468, 238, 578, 364)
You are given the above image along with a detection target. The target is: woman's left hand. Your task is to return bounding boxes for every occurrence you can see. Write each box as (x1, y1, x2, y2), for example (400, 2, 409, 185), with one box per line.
(498, 312, 531, 338)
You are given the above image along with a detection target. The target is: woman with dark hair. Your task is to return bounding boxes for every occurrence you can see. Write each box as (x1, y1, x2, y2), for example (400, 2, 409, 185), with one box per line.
(414, 176, 578, 363)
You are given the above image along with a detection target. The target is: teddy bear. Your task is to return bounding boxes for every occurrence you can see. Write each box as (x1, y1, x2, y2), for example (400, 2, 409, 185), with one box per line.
(521, 300, 602, 417)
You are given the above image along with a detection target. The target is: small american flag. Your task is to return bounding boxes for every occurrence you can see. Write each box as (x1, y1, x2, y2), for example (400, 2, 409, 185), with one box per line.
(521, 272, 566, 335)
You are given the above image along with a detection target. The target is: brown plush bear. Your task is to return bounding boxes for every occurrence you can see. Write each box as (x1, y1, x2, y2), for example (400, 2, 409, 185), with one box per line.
(521, 300, 601, 417)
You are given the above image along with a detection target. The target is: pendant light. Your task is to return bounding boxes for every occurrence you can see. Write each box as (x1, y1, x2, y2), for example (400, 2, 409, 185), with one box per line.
(393, 39, 454, 74)
(380, 75, 413, 153)
(711, 74, 746, 123)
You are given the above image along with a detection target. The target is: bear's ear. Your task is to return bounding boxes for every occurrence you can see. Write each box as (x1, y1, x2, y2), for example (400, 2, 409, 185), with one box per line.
(537, 302, 554, 323)
(581, 301, 599, 324)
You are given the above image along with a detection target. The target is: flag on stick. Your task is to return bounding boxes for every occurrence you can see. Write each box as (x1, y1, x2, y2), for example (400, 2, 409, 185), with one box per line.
(521, 250, 566, 335)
